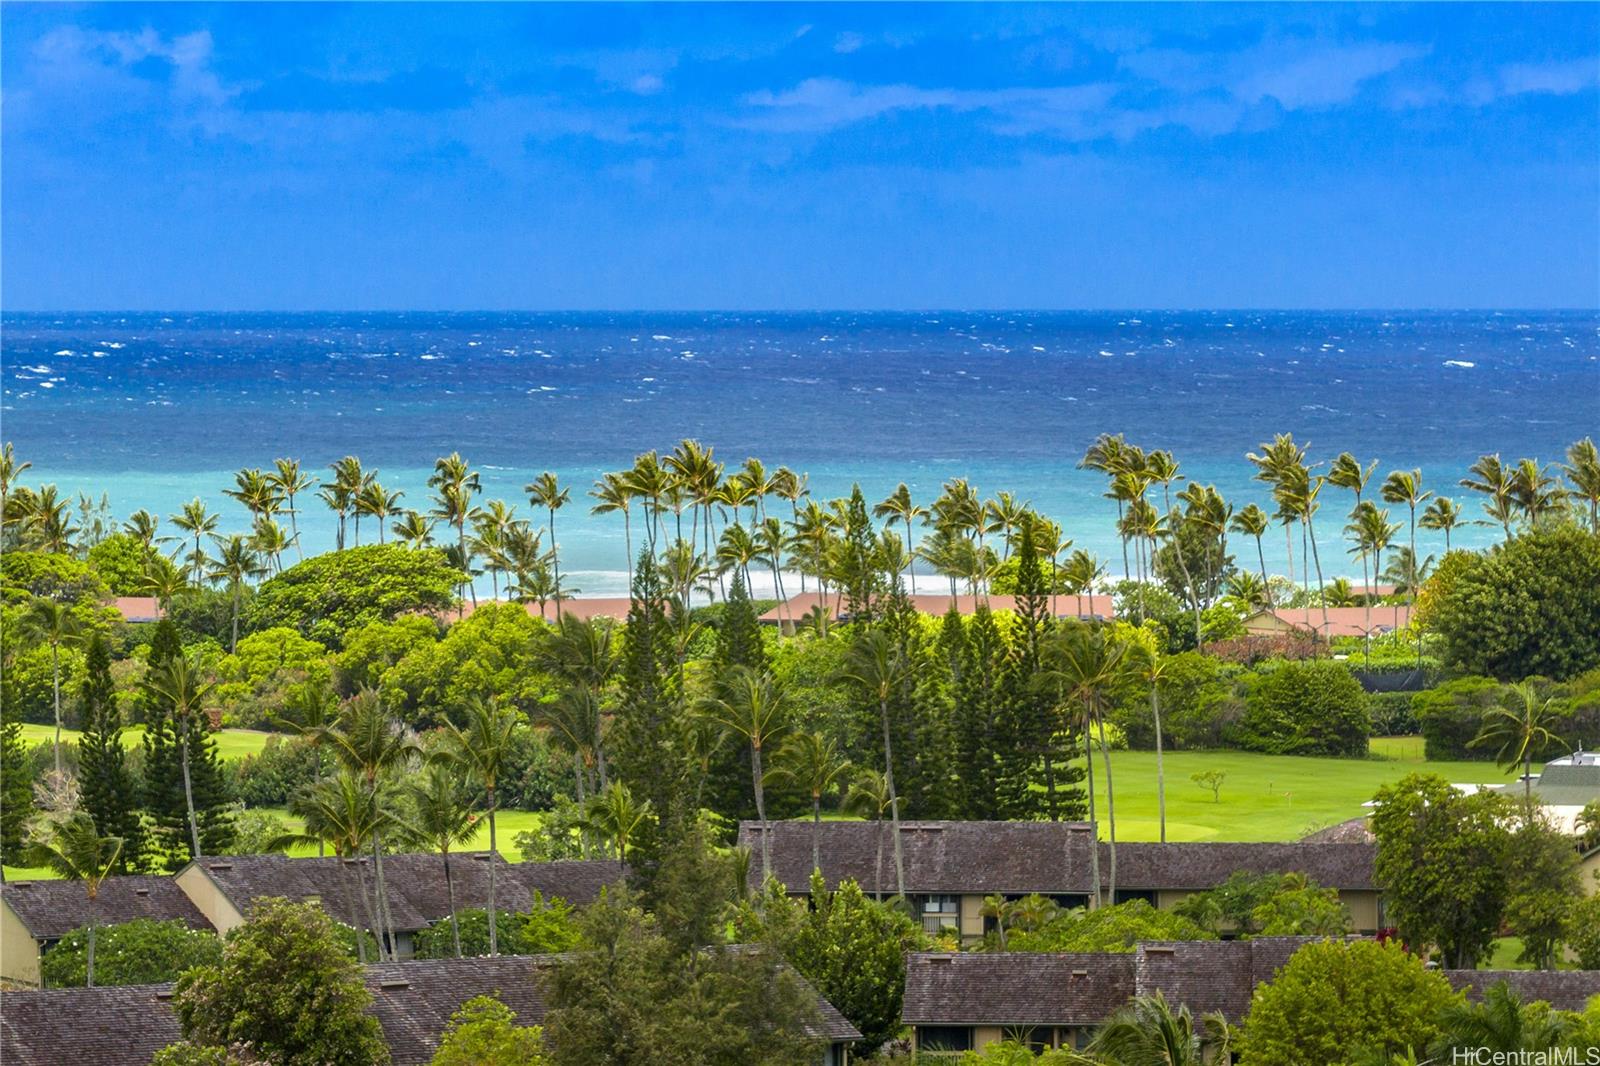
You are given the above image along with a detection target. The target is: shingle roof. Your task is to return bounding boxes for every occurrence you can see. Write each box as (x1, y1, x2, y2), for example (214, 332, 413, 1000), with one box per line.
(738, 821, 1377, 895)
(2, 876, 213, 939)
(0, 954, 860, 1066)
(191, 853, 623, 931)
(741, 820, 1100, 895)
(1113, 842, 1378, 891)
(903, 952, 1137, 1025)
(0, 983, 181, 1066)
(1445, 970, 1600, 1011)
(1135, 938, 1325, 1020)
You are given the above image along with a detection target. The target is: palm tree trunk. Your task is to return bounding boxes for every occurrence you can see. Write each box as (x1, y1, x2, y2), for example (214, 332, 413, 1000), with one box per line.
(1097, 712, 1117, 901)
(880, 698, 905, 899)
(352, 860, 380, 963)
(343, 867, 368, 964)
(1152, 685, 1166, 844)
(1307, 513, 1330, 638)
(230, 584, 241, 654)
(371, 832, 395, 961)
(86, 918, 97, 988)
(443, 849, 461, 958)
(874, 817, 885, 902)
(179, 733, 202, 859)
(623, 511, 634, 590)
(1084, 713, 1100, 908)
(1255, 535, 1273, 609)
(811, 794, 822, 876)
(487, 787, 499, 956)
(752, 742, 771, 884)
(52, 643, 62, 777)
(550, 512, 563, 617)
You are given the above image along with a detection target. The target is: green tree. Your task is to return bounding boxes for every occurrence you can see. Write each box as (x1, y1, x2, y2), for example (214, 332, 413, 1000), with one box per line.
(439, 695, 520, 956)
(1433, 525, 1600, 681)
(838, 628, 907, 898)
(1240, 940, 1459, 1066)
(765, 731, 852, 878)
(173, 897, 389, 1066)
(1428, 981, 1577, 1061)
(142, 652, 234, 864)
(697, 665, 791, 883)
(39, 917, 221, 988)
(1237, 659, 1369, 757)
(1471, 679, 1565, 811)
(24, 811, 123, 986)
(580, 780, 651, 870)
(1250, 873, 1354, 937)
(206, 534, 265, 654)
(735, 873, 924, 1056)
(76, 632, 144, 872)
(15, 595, 84, 776)
(430, 995, 549, 1066)
(402, 763, 478, 958)
(248, 544, 462, 648)
(1503, 813, 1583, 970)
(1370, 773, 1513, 968)
(0, 711, 32, 863)
(1007, 899, 1213, 953)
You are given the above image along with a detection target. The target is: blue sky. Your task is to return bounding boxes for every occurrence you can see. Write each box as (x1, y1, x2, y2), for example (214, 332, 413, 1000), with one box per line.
(3, 3, 1597, 310)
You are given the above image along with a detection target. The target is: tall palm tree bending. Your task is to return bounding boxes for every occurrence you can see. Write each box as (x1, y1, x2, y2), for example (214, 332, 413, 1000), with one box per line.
(438, 696, 519, 956)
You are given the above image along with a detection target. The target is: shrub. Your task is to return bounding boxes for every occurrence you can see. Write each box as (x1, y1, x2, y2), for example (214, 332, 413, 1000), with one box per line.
(1234, 660, 1369, 757)
(41, 918, 222, 987)
(248, 544, 461, 649)
(0, 551, 108, 607)
(1570, 891, 1600, 969)
(1433, 525, 1600, 682)
(1007, 899, 1214, 953)
(1367, 691, 1418, 736)
(88, 533, 179, 597)
(1413, 676, 1504, 761)
(1239, 940, 1459, 1066)
(228, 734, 321, 807)
(413, 895, 580, 959)
(429, 995, 548, 1066)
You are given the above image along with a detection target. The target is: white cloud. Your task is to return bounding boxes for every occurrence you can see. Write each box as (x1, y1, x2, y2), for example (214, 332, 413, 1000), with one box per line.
(741, 77, 1117, 135)
(1122, 38, 1429, 112)
(834, 32, 864, 55)
(1495, 57, 1599, 98)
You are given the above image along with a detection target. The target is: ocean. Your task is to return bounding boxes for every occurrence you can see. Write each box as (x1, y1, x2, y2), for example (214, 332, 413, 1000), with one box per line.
(3, 310, 1596, 597)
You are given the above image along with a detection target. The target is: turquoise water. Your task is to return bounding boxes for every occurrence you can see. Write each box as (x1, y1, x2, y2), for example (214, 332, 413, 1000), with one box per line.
(4, 310, 1595, 595)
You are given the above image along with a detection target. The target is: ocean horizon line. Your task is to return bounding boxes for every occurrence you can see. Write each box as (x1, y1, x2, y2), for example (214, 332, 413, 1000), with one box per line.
(5, 306, 1598, 317)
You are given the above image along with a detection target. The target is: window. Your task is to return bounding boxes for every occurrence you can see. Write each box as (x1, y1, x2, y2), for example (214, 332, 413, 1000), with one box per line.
(917, 1026, 973, 1052)
(919, 894, 960, 934)
(1113, 889, 1156, 906)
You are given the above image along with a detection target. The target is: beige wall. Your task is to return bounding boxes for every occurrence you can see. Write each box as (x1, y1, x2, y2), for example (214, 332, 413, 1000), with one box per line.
(0, 899, 42, 987)
(1581, 852, 1600, 896)
(958, 895, 986, 941)
(174, 865, 246, 935)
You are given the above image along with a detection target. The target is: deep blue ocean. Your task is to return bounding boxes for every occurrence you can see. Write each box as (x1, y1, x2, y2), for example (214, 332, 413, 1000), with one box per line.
(3, 311, 1596, 595)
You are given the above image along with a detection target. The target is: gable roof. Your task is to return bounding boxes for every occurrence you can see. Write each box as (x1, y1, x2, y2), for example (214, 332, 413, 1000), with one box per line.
(1247, 606, 1413, 639)
(738, 821, 1378, 895)
(0, 954, 861, 1066)
(187, 853, 624, 932)
(902, 952, 1136, 1026)
(0, 983, 181, 1066)
(2, 875, 213, 939)
(739, 820, 1098, 895)
(1445, 969, 1600, 1012)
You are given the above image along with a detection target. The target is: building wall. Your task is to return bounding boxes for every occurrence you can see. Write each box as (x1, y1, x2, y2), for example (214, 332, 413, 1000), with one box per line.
(958, 895, 986, 941)
(0, 900, 42, 986)
(1581, 851, 1600, 896)
(174, 866, 246, 935)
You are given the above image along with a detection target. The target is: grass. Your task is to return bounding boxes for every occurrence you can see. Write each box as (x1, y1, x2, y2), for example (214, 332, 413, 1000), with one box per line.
(1074, 739, 1513, 843)
(18, 721, 276, 761)
(266, 808, 548, 860)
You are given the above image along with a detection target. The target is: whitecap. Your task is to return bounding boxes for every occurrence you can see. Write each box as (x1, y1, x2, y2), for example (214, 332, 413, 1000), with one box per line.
(420, 354, 441, 361)
(1098, 350, 1114, 357)
(92, 351, 108, 357)
(651, 334, 672, 341)
(54, 349, 74, 356)
(1032, 346, 1046, 352)
(39, 381, 55, 389)
(1443, 360, 1475, 368)
(21, 365, 51, 373)
(104, 341, 125, 349)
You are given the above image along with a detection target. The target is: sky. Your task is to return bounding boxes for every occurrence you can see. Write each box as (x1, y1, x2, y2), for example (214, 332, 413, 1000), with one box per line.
(3, 3, 1597, 311)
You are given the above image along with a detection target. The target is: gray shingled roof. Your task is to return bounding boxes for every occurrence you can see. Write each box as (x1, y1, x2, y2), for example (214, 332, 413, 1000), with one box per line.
(1135, 938, 1323, 1020)
(738, 821, 1377, 894)
(1445, 970, 1600, 1011)
(902, 952, 1136, 1026)
(1113, 842, 1378, 891)
(191, 853, 626, 931)
(1, 876, 214, 939)
(740, 820, 1098, 894)
(0, 983, 181, 1066)
(0, 952, 860, 1066)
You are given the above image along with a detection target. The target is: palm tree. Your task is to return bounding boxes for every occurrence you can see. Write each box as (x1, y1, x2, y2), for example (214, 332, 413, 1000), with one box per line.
(1249, 434, 1328, 630)
(1224, 571, 1270, 612)
(1471, 681, 1564, 815)
(430, 453, 482, 614)
(525, 472, 571, 616)
(270, 458, 315, 561)
(845, 768, 893, 900)
(1461, 455, 1518, 540)
(122, 509, 167, 551)
(984, 491, 1030, 563)
(1381, 469, 1432, 664)
(274, 677, 338, 856)
(697, 666, 792, 884)
(1129, 643, 1170, 843)
(279, 772, 393, 963)
(24, 812, 123, 987)
(1562, 437, 1600, 534)
(318, 456, 368, 551)
(1088, 991, 1233, 1066)
(624, 451, 672, 548)
(355, 481, 405, 546)
(402, 763, 477, 958)
(169, 498, 218, 584)
(313, 689, 420, 961)
(140, 653, 216, 860)
(582, 781, 651, 871)
(1062, 550, 1105, 620)
(534, 685, 605, 825)
(1229, 503, 1274, 610)
(207, 533, 265, 653)
(838, 629, 907, 898)
(0, 442, 29, 532)
(391, 509, 436, 548)
(590, 471, 637, 588)
(1039, 624, 1128, 907)
(1420, 495, 1464, 552)
(223, 468, 284, 527)
(1510, 458, 1566, 526)
(767, 732, 851, 878)
(1346, 503, 1399, 660)
(16, 598, 83, 775)
(1428, 981, 1574, 1060)
(250, 517, 292, 575)
(1147, 450, 1201, 643)
(438, 696, 519, 955)
(140, 559, 190, 620)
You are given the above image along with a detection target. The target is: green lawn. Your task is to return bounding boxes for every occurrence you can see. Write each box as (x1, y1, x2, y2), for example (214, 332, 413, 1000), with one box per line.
(266, 808, 548, 860)
(1079, 740, 1513, 842)
(18, 722, 275, 761)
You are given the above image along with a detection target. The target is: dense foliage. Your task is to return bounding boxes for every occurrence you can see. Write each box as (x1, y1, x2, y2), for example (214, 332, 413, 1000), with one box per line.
(40, 918, 222, 987)
(1234, 660, 1369, 756)
(429, 996, 549, 1066)
(248, 544, 461, 648)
